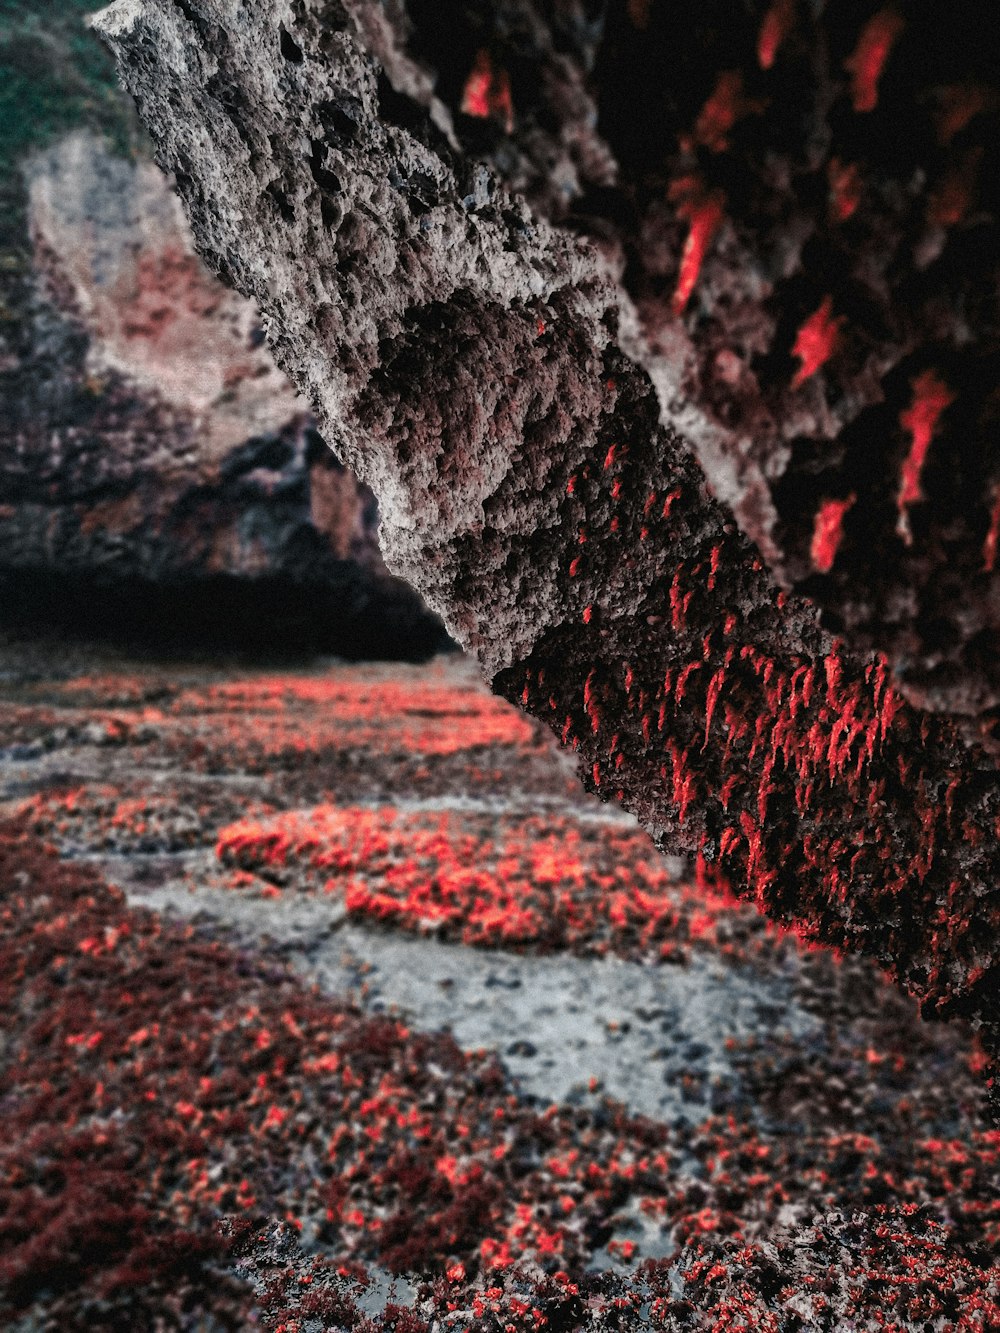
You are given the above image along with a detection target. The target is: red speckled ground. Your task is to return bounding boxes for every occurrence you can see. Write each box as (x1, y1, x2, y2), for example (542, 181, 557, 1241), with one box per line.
(0, 641, 998, 1330)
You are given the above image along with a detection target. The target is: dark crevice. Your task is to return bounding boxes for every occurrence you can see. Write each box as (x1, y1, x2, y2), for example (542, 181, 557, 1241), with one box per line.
(0, 569, 454, 663)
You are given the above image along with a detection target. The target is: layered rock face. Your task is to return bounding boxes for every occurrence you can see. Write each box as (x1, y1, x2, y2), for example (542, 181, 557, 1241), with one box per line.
(95, 0, 1000, 1102)
(0, 3, 449, 658)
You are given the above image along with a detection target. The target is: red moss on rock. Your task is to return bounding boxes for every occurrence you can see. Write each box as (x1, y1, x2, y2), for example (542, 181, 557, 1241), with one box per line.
(215, 803, 786, 965)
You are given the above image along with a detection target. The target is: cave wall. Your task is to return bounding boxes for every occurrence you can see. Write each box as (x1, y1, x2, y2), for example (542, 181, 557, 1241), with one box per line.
(380, 0, 1000, 733)
(0, 1, 448, 658)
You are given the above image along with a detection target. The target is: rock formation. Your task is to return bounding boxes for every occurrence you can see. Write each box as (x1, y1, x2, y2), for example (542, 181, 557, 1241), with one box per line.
(94, 0, 1000, 1104)
(0, 2, 449, 658)
(405, 1, 1000, 730)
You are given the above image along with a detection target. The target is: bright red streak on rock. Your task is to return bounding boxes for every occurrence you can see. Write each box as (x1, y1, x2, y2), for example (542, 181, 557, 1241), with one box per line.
(845, 9, 904, 113)
(791, 296, 843, 388)
(983, 491, 1000, 573)
(461, 49, 514, 134)
(708, 543, 721, 591)
(694, 71, 754, 152)
(811, 494, 856, 573)
(757, 0, 795, 70)
(897, 370, 955, 544)
(669, 179, 726, 316)
(703, 667, 726, 747)
(828, 158, 863, 221)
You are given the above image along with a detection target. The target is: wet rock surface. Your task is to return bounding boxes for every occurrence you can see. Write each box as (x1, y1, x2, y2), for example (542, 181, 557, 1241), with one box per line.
(1, 643, 998, 1329)
(95, 0, 1000, 1099)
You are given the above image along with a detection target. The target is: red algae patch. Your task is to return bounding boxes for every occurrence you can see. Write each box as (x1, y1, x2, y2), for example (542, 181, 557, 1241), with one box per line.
(15, 783, 263, 854)
(8, 663, 535, 759)
(215, 804, 787, 966)
(161, 675, 534, 758)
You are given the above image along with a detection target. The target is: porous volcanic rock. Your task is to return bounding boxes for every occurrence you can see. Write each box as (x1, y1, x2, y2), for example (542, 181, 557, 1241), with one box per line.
(391, 1, 1000, 732)
(0, 2, 449, 659)
(94, 0, 1000, 1103)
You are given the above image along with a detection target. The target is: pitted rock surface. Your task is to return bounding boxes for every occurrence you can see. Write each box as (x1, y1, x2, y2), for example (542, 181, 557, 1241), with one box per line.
(392, 1, 1000, 730)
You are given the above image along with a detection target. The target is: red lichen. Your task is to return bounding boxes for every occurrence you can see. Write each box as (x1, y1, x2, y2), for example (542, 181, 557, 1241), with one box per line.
(936, 83, 993, 144)
(790, 296, 843, 388)
(897, 370, 956, 544)
(499, 394, 1000, 1059)
(461, 50, 514, 133)
(984, 491, 1000, 573)
(928, 147, 982, 228)
(757, 0, 796, 70)
(828, 158, 863, 222)
(693, 72, 759, 153)
(845, 9, 905, 113)
(811, 495, 856, 574)
(669, 178, 726, 316)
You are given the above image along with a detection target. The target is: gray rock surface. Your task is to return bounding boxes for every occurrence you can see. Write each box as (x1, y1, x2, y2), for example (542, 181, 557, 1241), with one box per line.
(120, 871, 815, 1128)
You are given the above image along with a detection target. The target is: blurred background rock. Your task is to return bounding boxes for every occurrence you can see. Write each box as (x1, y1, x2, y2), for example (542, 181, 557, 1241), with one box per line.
(0, 0, 452, 660)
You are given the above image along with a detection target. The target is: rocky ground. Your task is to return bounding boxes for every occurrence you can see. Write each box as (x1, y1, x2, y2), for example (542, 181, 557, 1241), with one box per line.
(0, 629, 998, 1330)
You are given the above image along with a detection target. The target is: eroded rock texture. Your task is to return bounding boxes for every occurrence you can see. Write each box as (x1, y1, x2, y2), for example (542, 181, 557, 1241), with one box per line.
(409, 0, 1000, 728)
(95, 0, 1000, 1101)
(0, 3, 448, 658)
